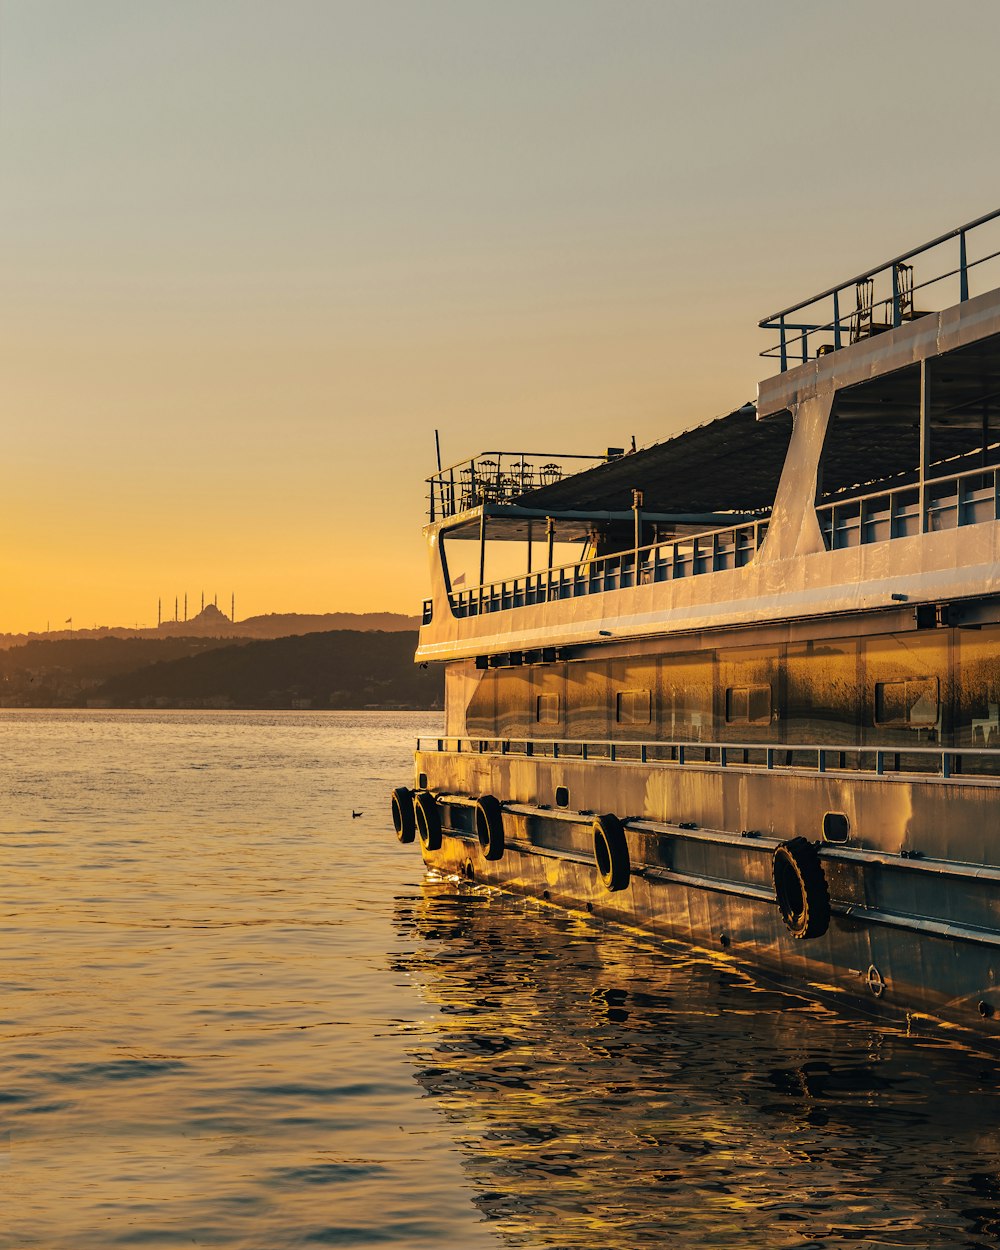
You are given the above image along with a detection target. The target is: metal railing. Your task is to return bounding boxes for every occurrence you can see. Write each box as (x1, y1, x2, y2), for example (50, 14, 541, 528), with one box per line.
(416, 735, 1000, 781)
(448, 518, 768, 618)
(760, 209, 1000, 371)
(427, 450, 613, 522)
(818, 463, 999, 549)
(426, 463, 998, 626)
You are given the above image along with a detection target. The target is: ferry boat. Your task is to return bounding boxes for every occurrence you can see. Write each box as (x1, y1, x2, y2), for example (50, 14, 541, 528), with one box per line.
(390, 210, 1000, 1040)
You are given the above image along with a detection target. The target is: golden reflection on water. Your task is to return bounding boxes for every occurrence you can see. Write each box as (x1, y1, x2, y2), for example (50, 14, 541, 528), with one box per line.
(0, 711, 497, 1250)
(395, 876, 1000, 1249)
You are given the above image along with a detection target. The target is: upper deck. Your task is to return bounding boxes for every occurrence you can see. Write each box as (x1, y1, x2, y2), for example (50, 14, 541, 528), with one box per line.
(417, 213, 1000, 664)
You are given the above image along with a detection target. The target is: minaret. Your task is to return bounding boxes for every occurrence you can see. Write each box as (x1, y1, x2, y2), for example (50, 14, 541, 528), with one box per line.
(184, 593, 187, 622)
(201, 591, 204, 613)
(158, 598, 162, 627)
(231, 592, 235, 622)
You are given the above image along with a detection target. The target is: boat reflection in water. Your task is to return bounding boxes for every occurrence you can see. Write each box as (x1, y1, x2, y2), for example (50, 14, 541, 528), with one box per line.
(394, 874, 1000, 1249)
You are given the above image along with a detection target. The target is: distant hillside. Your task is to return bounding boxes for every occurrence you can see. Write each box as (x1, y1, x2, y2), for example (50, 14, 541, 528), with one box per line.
(236, 611, 421, 638)
(87, 630, 440, 710)
(0, 608, 420, 650)
(0, 635, 249, 707)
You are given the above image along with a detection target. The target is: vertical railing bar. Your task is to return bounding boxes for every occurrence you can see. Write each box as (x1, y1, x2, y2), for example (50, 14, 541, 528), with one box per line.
(960, 229, 969, 302)
(833, 288, 842, 350)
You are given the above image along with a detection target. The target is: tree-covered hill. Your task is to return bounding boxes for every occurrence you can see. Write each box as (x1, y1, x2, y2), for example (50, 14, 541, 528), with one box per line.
(0, 635, 247, 706)
(89, 630, 440, 710)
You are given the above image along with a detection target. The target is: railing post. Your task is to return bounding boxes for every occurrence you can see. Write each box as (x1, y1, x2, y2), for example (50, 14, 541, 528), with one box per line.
(720, 746, 727, 767)
(942, 751, 951, 779)
(919, 358, 930, 533)
(641, 744, 647, 763)
(960, 229, 969, 302)
(779, 315, 787, 373)
(876, 750, 885, 776)
(817, 748, 826, 774)
(632, 488, 643, 572)
(892, 263, 901, 328)
(766, 748, 774, 770)
(678, 744, 685, 765)
(833, 288, 842, 350)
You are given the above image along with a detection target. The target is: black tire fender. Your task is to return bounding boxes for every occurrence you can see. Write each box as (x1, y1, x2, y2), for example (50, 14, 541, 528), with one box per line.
(391, 787, 416, 844)
(772, 836, 830, 939)
(593, 813, 629, 892)
(414, 790, 442, 852)
(474, 795, 505, 861)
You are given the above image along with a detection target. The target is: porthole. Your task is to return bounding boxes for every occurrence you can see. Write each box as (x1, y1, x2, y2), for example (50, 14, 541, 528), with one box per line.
(555, 786, 570, 808)
(823, 811, 850, 844)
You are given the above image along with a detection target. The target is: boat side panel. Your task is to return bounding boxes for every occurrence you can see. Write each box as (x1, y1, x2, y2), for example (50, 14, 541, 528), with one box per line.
(413, 749, 1000, 1036)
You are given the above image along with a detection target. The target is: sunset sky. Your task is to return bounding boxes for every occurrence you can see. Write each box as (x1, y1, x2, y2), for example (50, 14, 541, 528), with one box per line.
(2, 1, 999, 633)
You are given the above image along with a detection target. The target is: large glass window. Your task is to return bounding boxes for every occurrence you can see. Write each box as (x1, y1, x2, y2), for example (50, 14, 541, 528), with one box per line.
(874, 678, 940, 727)
(616, 689, 651, 726)
(725, 684, 771, 725)
(863, 633, 948, 748)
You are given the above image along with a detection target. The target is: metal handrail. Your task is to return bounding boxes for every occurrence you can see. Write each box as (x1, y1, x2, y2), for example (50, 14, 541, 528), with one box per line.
(759, 209, 1000, 370)
(426, 450, 613, 521)
(416, 735, 1000, 781)
(430, 460, 1000, 624)
(818, 461, 999, 548)
(430, 449, 609, 480)
(447, 516, 768, 618)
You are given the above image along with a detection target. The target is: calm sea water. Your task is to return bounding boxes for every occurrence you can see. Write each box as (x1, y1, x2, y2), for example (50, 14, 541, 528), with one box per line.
(2, 711, 1000, 1249)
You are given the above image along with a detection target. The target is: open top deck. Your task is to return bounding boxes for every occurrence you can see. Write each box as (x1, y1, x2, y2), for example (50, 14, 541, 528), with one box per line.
(758, 208, 1000, 371)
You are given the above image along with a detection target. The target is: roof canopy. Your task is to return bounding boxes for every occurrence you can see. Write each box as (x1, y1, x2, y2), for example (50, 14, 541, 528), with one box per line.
(507, 403, 793, 516)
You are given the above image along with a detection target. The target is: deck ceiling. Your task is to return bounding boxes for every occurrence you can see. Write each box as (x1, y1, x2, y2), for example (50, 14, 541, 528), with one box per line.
(823, 331, 1000, 495)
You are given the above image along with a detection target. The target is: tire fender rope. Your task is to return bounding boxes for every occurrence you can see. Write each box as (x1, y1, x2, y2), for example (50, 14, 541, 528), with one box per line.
(772, 836, 830, 940)
(593, 813, 629, 892)
(474, 795, 505, 861)
(391, 787, 415, 844)
(414, 790, 442, 852)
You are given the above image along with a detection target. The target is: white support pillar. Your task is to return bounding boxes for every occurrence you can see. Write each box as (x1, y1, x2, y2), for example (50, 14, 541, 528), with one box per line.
(919, 358, 931, 533)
